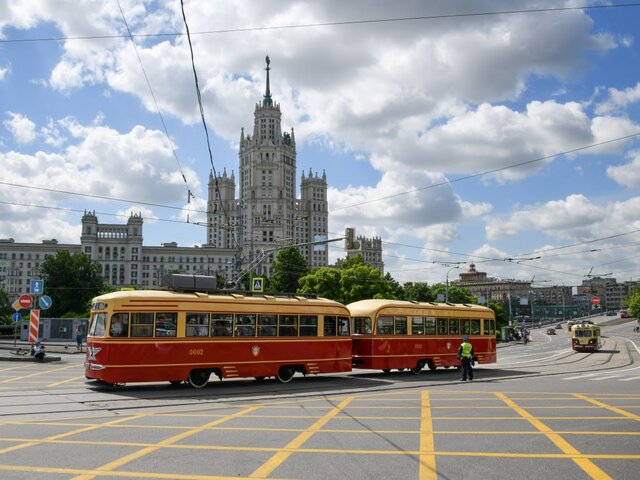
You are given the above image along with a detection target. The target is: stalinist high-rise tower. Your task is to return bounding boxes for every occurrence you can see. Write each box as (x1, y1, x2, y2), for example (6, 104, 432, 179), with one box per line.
(206, 56, 329, 278)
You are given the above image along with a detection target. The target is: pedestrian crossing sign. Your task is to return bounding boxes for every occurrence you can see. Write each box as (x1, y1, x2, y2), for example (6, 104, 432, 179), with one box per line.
(252, 277, 264, 293)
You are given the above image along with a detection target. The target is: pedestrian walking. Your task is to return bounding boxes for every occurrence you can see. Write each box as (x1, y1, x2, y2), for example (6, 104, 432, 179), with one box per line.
(458, 334, 474, 381)
(75, 325, 83, 352)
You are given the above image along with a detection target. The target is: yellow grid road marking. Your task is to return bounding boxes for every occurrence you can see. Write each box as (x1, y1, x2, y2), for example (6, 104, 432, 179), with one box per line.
(71, 405, 260, 480)
(250, 396, 354, 478)
(573, 393, 640, 421)
(419, 390, 436, 480)
(0, 364, 79, 383)
(496, 392, 612, 480)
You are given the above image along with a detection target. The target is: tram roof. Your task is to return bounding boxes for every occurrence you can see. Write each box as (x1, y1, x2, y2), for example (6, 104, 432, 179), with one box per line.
(92, 289, 346, 307)
(346, 299, 494, 316)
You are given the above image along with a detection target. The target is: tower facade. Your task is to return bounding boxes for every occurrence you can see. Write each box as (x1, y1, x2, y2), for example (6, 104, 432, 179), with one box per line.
(206, 56, 328, 278)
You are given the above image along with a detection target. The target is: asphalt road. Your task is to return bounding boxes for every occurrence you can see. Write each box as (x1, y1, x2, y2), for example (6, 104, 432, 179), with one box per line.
(0, 316, 638, 479)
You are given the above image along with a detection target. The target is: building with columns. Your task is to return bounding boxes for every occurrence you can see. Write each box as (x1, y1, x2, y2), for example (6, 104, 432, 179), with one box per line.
(0, 57, 383, 299)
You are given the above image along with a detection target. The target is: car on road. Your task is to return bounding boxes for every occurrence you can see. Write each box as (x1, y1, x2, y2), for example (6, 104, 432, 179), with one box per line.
(547, 328, 556, 335)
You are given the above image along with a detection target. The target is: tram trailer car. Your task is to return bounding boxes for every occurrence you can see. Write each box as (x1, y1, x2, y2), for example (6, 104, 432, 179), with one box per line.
(85, 289, 351, 388)
(347, 299, 497, 374)
(571, 322, 602, 352)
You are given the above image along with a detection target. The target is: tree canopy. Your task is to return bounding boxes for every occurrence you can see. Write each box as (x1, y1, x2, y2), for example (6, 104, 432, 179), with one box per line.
(0, 288, 11, 324)
(269, 247, 309, 293)
(298, 254, 396, 303)
(430, 283, 476, 304)
(627, 284, 640, 319)
(40, 250, 108, 317)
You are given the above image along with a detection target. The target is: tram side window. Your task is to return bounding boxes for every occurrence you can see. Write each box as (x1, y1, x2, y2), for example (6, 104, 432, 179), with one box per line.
(436, 318, 448, 335)
(376, 316, 393, 335)
(424, 317, 436, 335)
(338, 316, 350, 335)
(352, 316, 372, 334)
(470, 319, 481, 335)
(461, 319, 471, 335)
(130, 313, 154, 337)
(449, 319, 460, 335)
(279, 314, 298, 336)
(211, 313, 232, 336)
(155, 313, 177, 337)
(394, 316, 407, 335)
(186, 313, 209, 337)
(258, 314, 277, 336)
(110, 313, 129, 337)
(235, 314, 255, 336)
(411, 317, 424, 335)
(324, 316, 337, 336)
(300, 315, 318, 336)
(90, 312, 107, 336)
(484, 319, 496, 335)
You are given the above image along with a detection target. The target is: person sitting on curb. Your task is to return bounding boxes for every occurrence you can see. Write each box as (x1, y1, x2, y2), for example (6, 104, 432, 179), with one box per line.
(31, 341, 46, 361)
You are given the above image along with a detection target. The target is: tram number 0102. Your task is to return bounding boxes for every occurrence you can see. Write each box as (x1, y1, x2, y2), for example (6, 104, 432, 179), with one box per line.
(189, 348, 204, 356)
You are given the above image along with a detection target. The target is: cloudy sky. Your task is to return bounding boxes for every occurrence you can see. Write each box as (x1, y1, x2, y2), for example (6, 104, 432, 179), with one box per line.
(1, 0, 639, 287)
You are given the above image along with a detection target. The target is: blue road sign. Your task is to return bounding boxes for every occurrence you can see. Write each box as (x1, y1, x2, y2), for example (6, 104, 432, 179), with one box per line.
(252, 277, 264, 292)
(39, 295, 52, 310)
(12, 313, 22, 323)
(30, 279, 44, 295)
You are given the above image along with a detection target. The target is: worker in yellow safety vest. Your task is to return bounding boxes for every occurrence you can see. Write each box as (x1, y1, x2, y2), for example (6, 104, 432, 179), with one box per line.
(457, 335, 474, 381)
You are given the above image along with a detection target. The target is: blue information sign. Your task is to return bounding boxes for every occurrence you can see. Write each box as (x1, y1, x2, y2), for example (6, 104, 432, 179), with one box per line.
(39, 295, 52, 310)
(30, 279, 44, 295)
(12, 313, 22, 323)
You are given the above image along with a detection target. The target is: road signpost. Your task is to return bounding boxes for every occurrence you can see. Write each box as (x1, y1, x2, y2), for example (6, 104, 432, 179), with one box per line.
(30, 279, 44, 295)
(39, 295, 52, 310)
(18, 294, 32, 309)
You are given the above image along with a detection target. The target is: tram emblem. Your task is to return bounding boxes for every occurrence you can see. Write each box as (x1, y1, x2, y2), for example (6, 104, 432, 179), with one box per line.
(446, 342, 451, 350)
(251, 345, 260, 357)
(87, 346, 102, 360)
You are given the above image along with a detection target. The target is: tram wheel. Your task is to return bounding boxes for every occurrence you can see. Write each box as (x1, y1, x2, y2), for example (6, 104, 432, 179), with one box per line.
(427, 362, 437, 371)
(411, 366, 422, 375)
(187, 369, 211, 389)
(276, 366, 295, 383)
(382, 369, 391, 374)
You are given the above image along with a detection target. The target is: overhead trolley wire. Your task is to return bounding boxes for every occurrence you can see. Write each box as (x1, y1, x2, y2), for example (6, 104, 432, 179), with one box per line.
(179, 0, 237, 248)
(3, 3, 640, 44)
(116, 0, 196, 209)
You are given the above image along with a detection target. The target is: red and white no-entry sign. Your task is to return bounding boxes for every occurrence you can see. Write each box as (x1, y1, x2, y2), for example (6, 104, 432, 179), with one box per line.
(591, 296, 601, 305)
(18, 294, 32, 309)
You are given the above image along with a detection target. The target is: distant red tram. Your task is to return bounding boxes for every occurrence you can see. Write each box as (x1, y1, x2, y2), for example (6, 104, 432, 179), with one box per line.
(348, 299, 497, 373)
(85, 288, 351, 388)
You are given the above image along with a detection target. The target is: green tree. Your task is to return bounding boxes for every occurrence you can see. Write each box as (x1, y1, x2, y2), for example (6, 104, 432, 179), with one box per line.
(627, 284, 640, 318)
(298, 255, 396, 303)
(269, 247, 309, 293)
(40, 250, 107, 317)
(400, 282, 434, 302)
(431, 283, 475, 304)
(0, 288, 11, 324)
(297, 267, 343, 301)
(487, 300, 508, 326)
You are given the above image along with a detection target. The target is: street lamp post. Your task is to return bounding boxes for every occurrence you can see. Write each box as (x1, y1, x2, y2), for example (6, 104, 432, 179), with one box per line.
(445, 266, 459, 303)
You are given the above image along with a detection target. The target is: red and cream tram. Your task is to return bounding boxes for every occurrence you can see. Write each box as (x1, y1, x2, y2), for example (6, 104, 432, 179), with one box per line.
(85, 283, 351, 388)
(348, 299, 497, 373)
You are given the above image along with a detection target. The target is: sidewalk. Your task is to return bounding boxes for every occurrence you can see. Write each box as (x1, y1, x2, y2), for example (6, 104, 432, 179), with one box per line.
(0, 340, 84, 362)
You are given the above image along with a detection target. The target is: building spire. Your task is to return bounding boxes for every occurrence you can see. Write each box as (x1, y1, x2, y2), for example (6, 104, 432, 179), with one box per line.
(263, 55, 273, 107)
